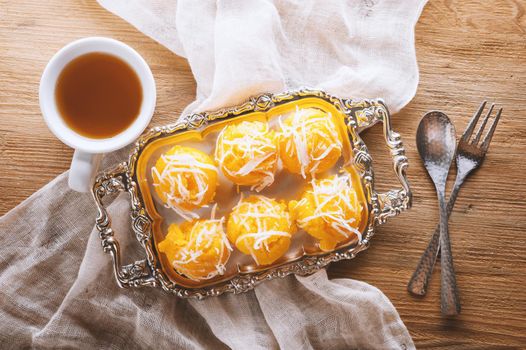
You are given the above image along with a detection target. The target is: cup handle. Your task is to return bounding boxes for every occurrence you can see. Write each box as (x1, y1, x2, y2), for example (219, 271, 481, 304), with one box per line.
(68, 150, 102, 192)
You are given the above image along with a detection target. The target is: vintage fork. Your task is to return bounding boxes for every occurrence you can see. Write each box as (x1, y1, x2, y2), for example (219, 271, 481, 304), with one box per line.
(408, 101, 502, 297)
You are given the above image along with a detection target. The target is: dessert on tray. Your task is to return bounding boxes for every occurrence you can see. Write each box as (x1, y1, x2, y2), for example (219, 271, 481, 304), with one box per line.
(92, 90, 411, 297)
(289, 173, 363, 251)
(227, 195, 295, 265)
(215, 121, 278, 191)
(152, 145, 218, 220)
(279, 108, 343, 178)
(157, 214, 232, 281)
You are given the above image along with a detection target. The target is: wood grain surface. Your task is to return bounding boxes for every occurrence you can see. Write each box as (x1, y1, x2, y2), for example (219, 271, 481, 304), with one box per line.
(1, 0, 525, 348)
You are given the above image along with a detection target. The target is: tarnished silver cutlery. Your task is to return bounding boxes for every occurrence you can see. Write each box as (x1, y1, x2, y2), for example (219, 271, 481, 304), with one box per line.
(408, 102, 502, 316)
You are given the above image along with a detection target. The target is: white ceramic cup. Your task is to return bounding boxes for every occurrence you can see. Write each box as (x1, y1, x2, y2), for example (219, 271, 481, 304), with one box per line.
(39, 37, 156, 193)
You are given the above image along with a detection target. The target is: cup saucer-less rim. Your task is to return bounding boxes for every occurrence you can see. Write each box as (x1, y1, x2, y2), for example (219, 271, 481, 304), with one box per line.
(39, 37, 156, 154)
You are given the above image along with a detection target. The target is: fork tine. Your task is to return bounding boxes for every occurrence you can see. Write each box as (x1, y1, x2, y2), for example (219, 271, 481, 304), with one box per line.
(472, 103, 494, 144)
(461, 101, 487, 142)
(481, 108, 502, 151)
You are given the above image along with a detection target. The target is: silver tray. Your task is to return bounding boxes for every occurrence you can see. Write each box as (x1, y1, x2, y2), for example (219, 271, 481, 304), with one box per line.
(92, 89, 412, 299)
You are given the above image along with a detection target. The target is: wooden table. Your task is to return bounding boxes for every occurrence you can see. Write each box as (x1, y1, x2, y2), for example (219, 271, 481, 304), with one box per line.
(1, 1, 525, 348)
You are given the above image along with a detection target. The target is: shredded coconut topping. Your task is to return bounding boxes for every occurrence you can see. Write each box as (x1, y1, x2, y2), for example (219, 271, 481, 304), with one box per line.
(231, 196, 291, 264)
(296, 174, 363, 243)
(279, 107, 342, 178)
(152, 151, 218, 221)
(215, 122, 277, 191)
(172, 215, 232, 281)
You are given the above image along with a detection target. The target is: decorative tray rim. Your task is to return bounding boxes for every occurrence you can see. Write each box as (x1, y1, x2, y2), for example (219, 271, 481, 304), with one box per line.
(92, 88, 412, 299)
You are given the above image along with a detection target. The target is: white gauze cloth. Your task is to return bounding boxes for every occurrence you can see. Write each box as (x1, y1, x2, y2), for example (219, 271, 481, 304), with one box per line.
(0, 1, 427, 349)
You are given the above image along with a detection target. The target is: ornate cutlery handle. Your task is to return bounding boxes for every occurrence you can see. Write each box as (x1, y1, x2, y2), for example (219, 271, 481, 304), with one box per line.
(407, 177, 462, 296)
(436, 188, 461, 315)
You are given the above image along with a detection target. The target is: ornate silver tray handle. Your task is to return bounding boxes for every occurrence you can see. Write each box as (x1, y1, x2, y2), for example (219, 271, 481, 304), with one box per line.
(92, 89, 411, 299)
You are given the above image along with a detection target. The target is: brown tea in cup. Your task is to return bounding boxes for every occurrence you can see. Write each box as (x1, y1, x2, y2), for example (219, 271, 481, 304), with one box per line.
(55, 52, 143, 139)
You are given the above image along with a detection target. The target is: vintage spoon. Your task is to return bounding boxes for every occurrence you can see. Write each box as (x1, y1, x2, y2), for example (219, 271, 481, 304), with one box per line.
(416, 111, 461, 316)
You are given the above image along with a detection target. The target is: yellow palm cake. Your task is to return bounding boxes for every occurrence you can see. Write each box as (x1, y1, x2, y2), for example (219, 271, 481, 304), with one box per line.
(158, 216, 232, 281)
(215, 121, 278, 191)
(289, 174, 363, 251)
(152, 145, 218, 220)
(279, 108, 343, 178)
(227, 195, 295, 265)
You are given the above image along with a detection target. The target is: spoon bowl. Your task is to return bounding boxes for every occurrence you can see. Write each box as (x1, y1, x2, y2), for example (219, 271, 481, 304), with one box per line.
(416, 111, 457, 185)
